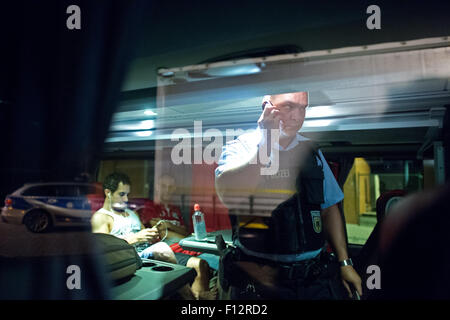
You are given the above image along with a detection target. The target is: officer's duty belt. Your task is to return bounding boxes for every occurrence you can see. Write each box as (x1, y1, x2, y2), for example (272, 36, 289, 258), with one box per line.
(275, 250, 335, 281)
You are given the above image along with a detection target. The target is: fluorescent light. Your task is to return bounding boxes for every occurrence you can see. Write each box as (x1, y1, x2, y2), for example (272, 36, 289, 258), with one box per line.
(205, 64, 261, 77)
(305, 105, 333, 118)
(110, 119, 155, 131)
(161, 71, 175, 77)
(138, 120, 154, 130)
(144, 109, 157, 116)
(303, 119, 332, 127)
(135, 131, 153, 137)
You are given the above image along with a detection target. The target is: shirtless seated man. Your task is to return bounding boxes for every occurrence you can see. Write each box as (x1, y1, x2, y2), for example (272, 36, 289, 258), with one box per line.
(91, 172, 216, 300)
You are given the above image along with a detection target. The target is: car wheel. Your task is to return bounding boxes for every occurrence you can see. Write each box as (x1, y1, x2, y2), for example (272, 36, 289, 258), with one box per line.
(24, 210, 52, 233)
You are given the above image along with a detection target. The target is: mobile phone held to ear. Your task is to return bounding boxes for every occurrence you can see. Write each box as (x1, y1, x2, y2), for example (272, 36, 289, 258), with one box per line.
(262, 100, 273, 110)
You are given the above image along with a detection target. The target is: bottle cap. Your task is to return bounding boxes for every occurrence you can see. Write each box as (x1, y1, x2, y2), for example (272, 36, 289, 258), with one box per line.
(194, 203, 200, 211)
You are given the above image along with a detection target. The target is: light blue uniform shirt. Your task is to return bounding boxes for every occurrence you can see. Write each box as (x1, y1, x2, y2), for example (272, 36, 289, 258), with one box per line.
(215, 128, 344, 210)
(215, 129, 344, 262)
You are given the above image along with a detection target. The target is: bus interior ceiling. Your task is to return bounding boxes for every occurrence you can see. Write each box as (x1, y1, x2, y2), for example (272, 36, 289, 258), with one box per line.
(104, 38, 449, 169)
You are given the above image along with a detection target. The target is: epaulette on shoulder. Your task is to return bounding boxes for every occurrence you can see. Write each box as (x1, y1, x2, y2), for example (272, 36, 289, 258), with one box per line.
(300, 139, 320, 153)
(301, 140, 323, 167)
(308, 141, 320, 152)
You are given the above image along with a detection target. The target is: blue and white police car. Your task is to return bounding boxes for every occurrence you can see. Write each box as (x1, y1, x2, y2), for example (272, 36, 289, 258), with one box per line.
(1, 182, 103, 233)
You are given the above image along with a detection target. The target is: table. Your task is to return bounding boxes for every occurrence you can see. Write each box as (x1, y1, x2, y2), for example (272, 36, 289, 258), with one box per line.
(178, 229, 233, 255)
(111, 259, 196, 300)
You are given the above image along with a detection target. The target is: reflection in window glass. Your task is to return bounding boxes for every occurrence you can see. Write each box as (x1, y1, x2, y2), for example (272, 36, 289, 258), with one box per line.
(98, 39, 448, 300)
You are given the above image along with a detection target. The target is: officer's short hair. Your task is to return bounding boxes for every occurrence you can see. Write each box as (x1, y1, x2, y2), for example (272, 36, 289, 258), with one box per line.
(261, 92, 309, 110)
(103, 172, 131, 194)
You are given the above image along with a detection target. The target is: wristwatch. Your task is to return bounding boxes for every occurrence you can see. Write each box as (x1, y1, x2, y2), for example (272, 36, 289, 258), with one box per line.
(340, 258, 353, 267)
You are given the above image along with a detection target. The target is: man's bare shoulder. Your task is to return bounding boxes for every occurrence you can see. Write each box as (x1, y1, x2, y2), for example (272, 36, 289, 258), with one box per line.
(91, 210, 114, 224)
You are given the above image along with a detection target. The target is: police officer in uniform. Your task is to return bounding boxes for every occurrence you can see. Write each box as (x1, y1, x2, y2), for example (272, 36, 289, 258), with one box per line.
(215, 91, 362, 299)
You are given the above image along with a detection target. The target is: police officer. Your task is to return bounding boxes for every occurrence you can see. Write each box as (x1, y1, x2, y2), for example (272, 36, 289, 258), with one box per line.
(215, 91, 362, 299)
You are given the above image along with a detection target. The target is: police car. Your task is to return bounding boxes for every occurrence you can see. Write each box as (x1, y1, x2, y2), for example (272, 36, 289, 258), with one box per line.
(1, 182, 103, 233)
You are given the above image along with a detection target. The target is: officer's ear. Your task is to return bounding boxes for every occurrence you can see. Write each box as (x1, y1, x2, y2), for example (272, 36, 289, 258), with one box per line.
(104, 189, 112, 198)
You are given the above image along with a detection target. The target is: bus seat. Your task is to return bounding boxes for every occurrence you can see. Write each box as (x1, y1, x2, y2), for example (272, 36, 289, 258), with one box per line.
(354, 190, 406, 298)
(375, 190, 407, 222)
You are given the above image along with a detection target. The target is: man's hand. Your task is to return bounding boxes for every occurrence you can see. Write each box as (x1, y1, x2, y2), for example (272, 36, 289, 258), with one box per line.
(126, 227, 160, 245)
(150, 218, 162, 227)
(151, 217, 190, 237)
(340, 265, 363, 298)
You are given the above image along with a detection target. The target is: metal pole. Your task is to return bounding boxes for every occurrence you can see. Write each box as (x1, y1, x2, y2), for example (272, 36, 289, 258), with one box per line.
(434, 141, 445, 185)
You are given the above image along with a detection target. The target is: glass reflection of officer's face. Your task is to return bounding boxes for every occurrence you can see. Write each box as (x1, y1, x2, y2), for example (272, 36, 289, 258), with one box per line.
(271, 92, 308, 138)
(158, 175, 176, 204)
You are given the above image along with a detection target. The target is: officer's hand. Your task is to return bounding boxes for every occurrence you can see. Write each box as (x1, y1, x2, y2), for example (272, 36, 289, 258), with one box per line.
(340, 265, 363, 298)
(257, 100, 282, 132)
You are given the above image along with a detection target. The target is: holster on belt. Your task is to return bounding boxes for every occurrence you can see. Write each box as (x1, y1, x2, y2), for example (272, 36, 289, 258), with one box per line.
(277, 250, 339, 285)
(219, 246, 249, 291)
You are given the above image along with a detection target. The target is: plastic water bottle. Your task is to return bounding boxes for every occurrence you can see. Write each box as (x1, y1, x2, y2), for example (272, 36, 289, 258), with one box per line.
(192, 203, 207, 241)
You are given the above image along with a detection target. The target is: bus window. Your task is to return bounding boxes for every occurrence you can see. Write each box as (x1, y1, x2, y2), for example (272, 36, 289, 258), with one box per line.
(343, 158, 424, 245)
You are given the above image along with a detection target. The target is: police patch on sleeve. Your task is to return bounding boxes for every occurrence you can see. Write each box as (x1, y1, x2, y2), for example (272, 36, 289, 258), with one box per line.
(311, 210, 322, 233)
